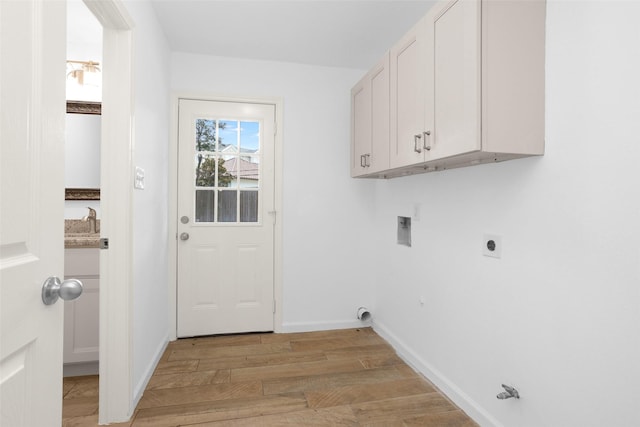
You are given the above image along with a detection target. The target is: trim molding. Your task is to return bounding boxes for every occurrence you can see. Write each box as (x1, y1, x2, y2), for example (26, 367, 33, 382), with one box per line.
(65, 188, 100, 201)
(82, 0, 135, 424)
(132, 335, 169, 409)
(67, 100, 101, 115)
(281, 319, 371, 334)
(372, 320, 500, 427)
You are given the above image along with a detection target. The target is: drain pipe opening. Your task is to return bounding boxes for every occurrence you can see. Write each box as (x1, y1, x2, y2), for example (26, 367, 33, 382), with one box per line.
(357, 307, 371, 321)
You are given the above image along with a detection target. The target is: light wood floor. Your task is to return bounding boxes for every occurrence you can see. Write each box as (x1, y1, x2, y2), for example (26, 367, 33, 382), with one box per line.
(63, 327, 477, 426)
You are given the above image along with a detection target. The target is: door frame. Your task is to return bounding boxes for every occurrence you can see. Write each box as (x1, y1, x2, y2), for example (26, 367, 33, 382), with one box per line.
(168, 94, 284, 340)
(82, 0, 135, 423)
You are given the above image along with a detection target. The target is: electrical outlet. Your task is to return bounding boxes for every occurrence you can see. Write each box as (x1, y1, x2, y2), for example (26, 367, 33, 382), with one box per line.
(483, 234, 502, 258)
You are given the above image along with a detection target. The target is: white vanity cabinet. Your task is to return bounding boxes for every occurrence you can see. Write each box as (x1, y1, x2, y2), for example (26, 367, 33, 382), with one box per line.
(353, 0, 546, 178)
(351, 52, 390, 177)
(64, 248, 99, 367)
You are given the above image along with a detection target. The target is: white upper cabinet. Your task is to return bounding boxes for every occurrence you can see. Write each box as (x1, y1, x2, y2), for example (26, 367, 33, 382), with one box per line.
(389, 18, 431, 169)
(351, 52, 390, 177)
(351, 75, 370, 177)
(352, 0, 546, 178)
(431, 0, 481, 160)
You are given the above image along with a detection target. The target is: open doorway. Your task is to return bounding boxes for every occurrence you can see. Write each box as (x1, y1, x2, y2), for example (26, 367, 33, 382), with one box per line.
(62, 1, 102, 423)
(63, 0, 136, 424)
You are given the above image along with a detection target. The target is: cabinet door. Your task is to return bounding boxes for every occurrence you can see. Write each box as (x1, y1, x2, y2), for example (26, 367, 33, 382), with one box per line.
(64, 249, 100, 364)
(432, 0, 481, 159)
(368, 53, 390, 174)
(350, 75, 371, 177)
(63, 278, 99, 363)
(351, 54, 390, 177)
(390, 19, 427, 168)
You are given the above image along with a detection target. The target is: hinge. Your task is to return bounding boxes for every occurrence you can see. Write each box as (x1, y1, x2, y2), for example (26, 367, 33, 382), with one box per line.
(99, 238, 109, 250)
(273, 300, 276, 314)
(274, 122, 277, 136)
(268, 210, 277, 225)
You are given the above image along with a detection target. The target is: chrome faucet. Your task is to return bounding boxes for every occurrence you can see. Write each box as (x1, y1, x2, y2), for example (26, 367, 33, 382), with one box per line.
(82, 207, 97, 234)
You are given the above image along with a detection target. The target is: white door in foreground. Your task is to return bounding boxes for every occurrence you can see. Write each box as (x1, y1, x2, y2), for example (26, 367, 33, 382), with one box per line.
(1, 1, 67, 425)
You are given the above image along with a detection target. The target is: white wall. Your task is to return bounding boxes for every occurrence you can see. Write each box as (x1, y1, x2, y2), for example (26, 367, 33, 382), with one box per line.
(372, 1, 640, 426)
(121, 0, 172, 402)
(171, 53, 377, 331)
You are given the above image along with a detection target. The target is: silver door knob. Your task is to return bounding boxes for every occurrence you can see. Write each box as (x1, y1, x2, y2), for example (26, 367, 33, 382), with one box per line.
(180, 232, 190, 241)
(41, 277, 83, 306)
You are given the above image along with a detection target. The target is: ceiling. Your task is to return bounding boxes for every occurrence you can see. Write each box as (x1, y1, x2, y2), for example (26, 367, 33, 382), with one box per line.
(150, 0, 437, 70)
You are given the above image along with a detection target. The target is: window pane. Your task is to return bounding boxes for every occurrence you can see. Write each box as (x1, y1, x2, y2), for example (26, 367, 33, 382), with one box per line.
(195, 190, 215, 223)
(217, 157, 235, 188)
(195, 153, 215, 187)
(238, 155, 259, 189)
(217, 190, 237, 222)
(195, 119, 217, 152)
(240, 191, 258, 222)
(218, 120, 238, 153)
(240, 121, 260, 152)
(219, 156, 238, 188)
(193, 118, 262, 225)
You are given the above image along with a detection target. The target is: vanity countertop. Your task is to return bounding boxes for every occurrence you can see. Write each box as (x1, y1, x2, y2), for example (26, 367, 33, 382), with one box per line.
(65, 219, 100, 248)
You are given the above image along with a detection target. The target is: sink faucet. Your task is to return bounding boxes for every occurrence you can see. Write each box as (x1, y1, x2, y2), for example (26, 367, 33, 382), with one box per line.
(82, 207, 97, 234)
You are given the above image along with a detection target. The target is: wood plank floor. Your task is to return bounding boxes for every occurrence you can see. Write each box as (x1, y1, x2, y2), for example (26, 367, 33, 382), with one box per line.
(63, 328, 477, 426)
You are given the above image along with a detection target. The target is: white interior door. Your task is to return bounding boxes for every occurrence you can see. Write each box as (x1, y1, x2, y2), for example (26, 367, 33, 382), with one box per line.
(177, 99, 276, 337)
(0, 1, 67, 426)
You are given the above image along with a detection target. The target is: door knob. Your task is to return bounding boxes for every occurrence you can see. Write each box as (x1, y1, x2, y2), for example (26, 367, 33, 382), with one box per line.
(41, 277, 83, 306)
(180, 232, 190, 241)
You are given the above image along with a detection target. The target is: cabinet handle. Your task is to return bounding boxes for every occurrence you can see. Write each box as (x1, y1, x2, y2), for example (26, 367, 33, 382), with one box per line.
(413, 134, 422, 153)
(423, 130, 432, 151)
(364, 154, 371, 167)
(360, 154, 366, 168)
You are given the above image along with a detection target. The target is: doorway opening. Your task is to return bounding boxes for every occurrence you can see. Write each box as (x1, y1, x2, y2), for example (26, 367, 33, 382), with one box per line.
(62, 1, 102, 423)
(63, 0, 135, 424)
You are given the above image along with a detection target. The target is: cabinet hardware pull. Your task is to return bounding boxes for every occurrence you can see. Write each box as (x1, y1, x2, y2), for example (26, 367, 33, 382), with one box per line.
(360, 154, 366, 168)
(414, 134, 422, 153)
(423, 130, 432, 151)
(365, 154, 371, 167)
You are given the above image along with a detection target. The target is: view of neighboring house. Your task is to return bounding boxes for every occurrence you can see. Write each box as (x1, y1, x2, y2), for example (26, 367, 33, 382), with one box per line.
(221, 156, 259, 188)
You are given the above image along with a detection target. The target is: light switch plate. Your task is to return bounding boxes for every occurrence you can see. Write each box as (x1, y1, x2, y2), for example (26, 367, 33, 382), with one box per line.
(413, 203, 421, 221)
(483, 234, 502, 258)
(134, 167, 145, 190)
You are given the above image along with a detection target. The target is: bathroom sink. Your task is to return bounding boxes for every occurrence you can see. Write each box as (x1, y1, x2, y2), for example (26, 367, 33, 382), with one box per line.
(65, 219, 101, 248)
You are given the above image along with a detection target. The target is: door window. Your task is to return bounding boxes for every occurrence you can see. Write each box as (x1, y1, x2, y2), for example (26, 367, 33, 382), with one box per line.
(193, 118, 261, 223)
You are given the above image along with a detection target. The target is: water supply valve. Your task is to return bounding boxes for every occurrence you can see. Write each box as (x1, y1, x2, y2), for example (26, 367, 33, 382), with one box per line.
(497, 384, 520, 400)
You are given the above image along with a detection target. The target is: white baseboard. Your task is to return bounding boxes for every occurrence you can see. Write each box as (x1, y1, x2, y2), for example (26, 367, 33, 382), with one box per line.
(132, 334, 169, 409)
(281, 318, 371, 333)
(373, 320, 500, 427)
(63, 361, 99, 377)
